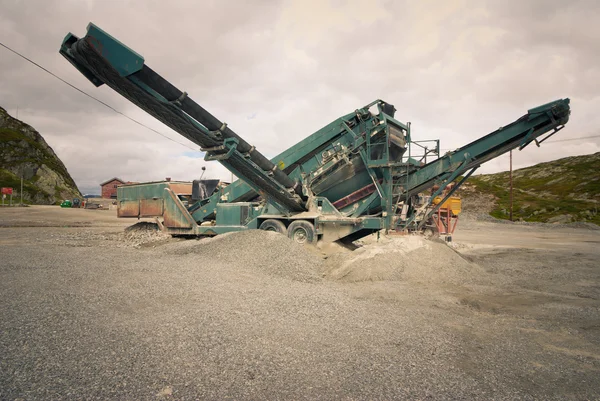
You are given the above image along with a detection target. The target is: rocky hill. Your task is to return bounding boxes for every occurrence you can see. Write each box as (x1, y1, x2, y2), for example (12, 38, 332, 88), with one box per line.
(0, 107, 81, 204)
(459, 152, 600, 225)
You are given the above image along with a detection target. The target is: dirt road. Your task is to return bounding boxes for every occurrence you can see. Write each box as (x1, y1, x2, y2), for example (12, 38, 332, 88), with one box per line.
(1, 206, 599, 399)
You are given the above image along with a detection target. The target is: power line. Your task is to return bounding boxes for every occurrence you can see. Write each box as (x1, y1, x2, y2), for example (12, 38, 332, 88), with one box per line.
(545, 134, 600, 144)
(10, 38, 595, 154)
(0, 41, 197, 151)
(436, 134, 600, 152)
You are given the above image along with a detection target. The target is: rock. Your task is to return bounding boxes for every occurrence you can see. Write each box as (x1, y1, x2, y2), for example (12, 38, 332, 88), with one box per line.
(548, 214, 573, 224)
(0, 106, 81, 204)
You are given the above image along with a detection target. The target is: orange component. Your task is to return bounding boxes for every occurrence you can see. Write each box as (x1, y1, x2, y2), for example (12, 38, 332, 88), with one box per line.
(432, 208, 459, 235)
(432, 196, 461, 215)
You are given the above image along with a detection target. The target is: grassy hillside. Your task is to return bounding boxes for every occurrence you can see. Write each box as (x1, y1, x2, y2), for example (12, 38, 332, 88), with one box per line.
(0, 107, 81, 204)
(0, 127, 75, 184)
(459, 152, 600, 225)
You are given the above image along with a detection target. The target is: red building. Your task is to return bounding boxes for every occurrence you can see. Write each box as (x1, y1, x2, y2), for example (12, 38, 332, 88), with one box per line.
(100, 177, 126, 199)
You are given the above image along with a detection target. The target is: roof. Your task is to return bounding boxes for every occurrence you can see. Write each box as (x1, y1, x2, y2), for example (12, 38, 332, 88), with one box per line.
(99, 177, 126, 186)
(121, 180, 191, 186)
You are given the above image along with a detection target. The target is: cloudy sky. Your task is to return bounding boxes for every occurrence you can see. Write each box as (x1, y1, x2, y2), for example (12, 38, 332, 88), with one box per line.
(1, 0, 598, 194)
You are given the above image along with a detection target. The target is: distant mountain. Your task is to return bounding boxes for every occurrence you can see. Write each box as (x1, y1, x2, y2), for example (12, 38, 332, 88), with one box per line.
(459, 152, 600, 225)
(0, 106, 81, 204)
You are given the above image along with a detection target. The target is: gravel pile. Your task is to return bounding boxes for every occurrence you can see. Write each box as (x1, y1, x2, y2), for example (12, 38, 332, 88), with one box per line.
(117, 221, 172, 248)
(164, 230, 481, 285)
(324, 234, 482, 284)
(168, 230, 324, 283)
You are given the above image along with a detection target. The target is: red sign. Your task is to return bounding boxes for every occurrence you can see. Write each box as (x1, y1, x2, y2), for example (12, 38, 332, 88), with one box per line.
(1, 187, 13, 195)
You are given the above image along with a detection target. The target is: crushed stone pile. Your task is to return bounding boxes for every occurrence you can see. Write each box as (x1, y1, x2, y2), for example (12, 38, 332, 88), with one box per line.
(119, 222, 171, 248)
(109, 226, 484, 285)
(168, 230, 324, 283)
(323, 235, 482, 285)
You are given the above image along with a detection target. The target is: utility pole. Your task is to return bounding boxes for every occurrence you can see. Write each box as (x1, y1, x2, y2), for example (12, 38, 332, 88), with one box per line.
(509, 150, 513, 221)
(20, 165, 24, 206)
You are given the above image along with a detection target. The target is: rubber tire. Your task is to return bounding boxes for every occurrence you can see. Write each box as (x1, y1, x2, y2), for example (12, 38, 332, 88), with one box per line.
(259, 219, 287, 234)
(287, 220, 317, 245)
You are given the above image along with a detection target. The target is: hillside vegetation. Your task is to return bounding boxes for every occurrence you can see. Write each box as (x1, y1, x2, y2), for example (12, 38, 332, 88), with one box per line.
(459, 152, 600, 225)
(0, 106, 81, 204)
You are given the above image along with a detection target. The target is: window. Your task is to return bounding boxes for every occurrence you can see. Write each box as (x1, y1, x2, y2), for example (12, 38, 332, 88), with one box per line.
(114, 184, 117, 188)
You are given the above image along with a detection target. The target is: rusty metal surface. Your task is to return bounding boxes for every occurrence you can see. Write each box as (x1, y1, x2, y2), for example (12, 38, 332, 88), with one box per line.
(433, 208, 459, 235)
(167, 182, 192, 195)
(163, 214, 192, 228)
(117, 200, 139, 217)
(332, 182, 377, 209)
(140, 199, 164, 217)
(162, 188, 194, 229)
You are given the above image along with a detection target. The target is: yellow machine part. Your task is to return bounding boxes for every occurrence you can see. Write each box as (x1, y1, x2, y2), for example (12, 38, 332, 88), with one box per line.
(432, 196, 462, 215)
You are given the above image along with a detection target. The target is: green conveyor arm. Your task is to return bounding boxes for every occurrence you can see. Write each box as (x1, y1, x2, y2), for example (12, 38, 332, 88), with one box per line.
(60, 23, 305, 214)
(403, 98, 570, 197)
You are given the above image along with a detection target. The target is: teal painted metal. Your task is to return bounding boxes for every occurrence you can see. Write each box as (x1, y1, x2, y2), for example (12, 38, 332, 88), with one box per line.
(216, 203, 259, 227)
(60, 23, 571, 243)
(60, 24, 305, 214)
(85, 23, 144, 77)
(403, 98, 570, 197)
(60, 23, 144, 84)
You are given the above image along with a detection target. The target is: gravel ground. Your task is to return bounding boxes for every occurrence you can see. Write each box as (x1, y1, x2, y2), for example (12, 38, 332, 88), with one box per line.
(1, 206, 599, 400)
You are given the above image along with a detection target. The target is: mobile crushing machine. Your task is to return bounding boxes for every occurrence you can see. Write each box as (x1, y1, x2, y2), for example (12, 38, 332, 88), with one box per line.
(60, 23, 571, 244)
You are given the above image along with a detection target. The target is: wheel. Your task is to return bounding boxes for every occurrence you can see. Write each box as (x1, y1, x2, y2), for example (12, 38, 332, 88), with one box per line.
(286, 220, 317, 245)
(259, 219, 286, 234)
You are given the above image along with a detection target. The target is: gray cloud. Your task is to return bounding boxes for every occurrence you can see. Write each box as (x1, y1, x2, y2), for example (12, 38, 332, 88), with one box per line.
(1, 0, 598, 194)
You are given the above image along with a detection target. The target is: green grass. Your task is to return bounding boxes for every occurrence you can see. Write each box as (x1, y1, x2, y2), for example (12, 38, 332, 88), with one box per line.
(463, 152, 600, 225)
(0, 127, 26, 141)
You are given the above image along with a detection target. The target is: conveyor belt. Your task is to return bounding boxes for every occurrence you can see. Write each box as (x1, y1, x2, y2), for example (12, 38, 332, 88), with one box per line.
(404, 98, 570, 197)
(60, 23, 305, 213)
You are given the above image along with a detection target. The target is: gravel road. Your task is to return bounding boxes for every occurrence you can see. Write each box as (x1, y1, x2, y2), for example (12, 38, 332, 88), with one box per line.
(1, 206, 599, 400)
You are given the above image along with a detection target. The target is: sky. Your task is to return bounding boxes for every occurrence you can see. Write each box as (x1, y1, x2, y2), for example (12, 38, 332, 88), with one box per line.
(1, 0, 598, 194)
